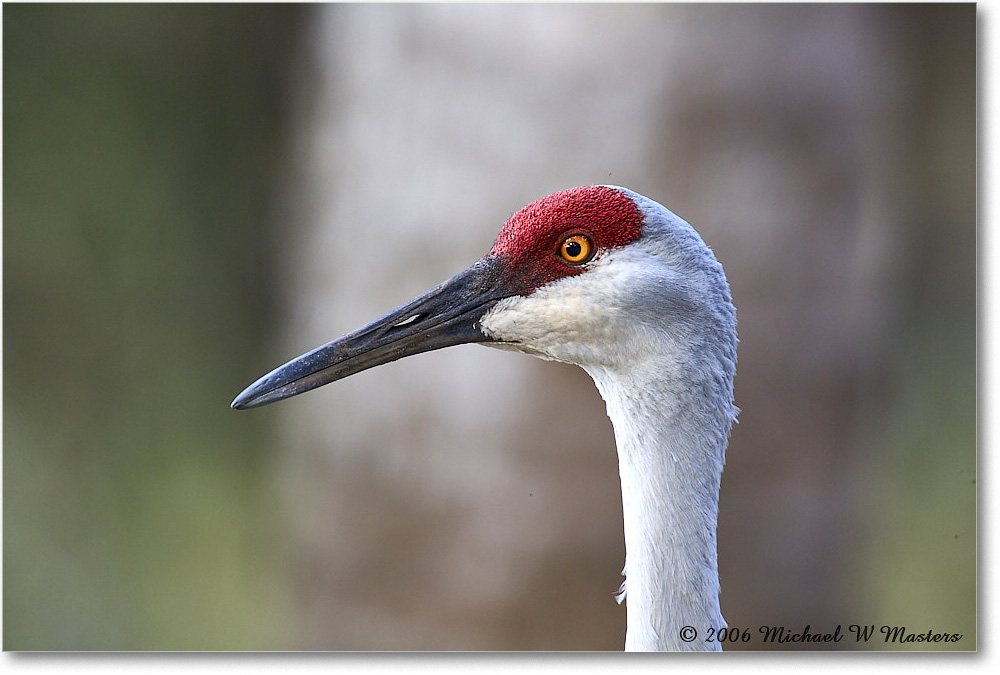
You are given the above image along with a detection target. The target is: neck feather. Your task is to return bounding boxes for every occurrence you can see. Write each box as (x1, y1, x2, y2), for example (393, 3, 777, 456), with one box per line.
(588, 360, 731, 651)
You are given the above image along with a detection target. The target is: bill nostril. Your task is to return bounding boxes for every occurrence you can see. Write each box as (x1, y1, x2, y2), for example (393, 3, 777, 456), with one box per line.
(392, 314, 424, 328)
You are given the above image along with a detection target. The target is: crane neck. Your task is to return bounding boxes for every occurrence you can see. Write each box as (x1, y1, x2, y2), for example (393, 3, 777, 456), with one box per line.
(588, 359, 730, 651)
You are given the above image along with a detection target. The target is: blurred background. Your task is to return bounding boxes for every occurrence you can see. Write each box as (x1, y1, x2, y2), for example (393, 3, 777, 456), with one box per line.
(3, 3, 975, 651)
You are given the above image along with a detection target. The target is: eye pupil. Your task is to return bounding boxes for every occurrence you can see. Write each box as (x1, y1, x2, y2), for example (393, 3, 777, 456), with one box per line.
(565, 241, 582, 257)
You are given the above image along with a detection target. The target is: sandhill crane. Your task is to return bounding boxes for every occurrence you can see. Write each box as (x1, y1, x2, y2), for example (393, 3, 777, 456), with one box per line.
(233, 186, 738, 651)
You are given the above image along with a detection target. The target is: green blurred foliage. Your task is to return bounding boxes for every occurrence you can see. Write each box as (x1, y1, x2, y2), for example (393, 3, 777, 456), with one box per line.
(856, 6, 977, 649)
(862, 323, 976, 650)
(4, 4, 306, 649)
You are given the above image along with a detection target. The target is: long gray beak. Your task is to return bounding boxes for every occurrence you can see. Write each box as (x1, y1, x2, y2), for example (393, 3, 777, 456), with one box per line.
(232, 256, 506, 410)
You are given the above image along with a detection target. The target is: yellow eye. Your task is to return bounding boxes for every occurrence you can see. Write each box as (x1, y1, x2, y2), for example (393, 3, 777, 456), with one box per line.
(559, 234, 594, 264)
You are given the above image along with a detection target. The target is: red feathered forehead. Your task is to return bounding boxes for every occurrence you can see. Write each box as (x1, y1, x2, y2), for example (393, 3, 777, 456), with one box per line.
(488, 186, 644, 295)
(492, 186, 644, 256)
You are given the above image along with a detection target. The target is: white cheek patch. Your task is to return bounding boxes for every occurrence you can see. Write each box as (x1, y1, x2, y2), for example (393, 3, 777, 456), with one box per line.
(480, 256, 633, 367)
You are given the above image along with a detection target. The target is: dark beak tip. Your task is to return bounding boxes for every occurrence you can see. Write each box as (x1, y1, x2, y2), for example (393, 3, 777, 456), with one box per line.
(231, 385, 264, 410)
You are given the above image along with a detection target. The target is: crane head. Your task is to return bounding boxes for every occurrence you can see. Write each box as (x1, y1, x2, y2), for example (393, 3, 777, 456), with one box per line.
(232, 185, 732, 409)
